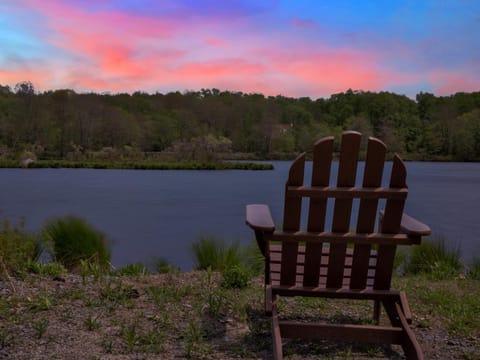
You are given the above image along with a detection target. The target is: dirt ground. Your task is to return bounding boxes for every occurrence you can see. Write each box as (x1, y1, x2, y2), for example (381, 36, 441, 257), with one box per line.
(0, 272, 478, 359)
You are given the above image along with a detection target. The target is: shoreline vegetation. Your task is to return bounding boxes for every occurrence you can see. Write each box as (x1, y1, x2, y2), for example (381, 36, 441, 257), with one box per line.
(0, 159, 274, 171)
(1, 217, 479, 358)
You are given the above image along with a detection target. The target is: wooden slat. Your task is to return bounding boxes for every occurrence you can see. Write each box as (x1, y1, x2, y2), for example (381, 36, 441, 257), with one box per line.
(286, 186, 407, 199)
(271, 231, 414, 245)
(304, 136, 333, 287)
(272, 307, 283, 359)
(270, 245, 378, 263)
(374, 155, 407, 290)
(280, 153, 305, 286)
(396, 303, 424, 359)
(351, 137, 386, 289)
(272, 265, 377, 278)
(283, 153, 305, 230)
(271, 286, 402, 300)
(279, 321, 404, 344)
(328, 131, 361, 288)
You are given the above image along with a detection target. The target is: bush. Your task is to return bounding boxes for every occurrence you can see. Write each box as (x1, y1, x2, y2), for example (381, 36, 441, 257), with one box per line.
(0, 219, 40, 276)
(152, 257, 180, 274)
(27, 261, 66, 277)
(113, 263, 149, 276)
(191, 236, 242, 272)
(221, 265, 251, 289)
(402, 237, 462, 279)
(42, 216, 110, 271)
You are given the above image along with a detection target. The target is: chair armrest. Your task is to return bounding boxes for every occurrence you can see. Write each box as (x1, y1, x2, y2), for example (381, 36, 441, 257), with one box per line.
(400, 213, 431, 236)
(246, 204, 275, 232)
(379, 210, 431, 237)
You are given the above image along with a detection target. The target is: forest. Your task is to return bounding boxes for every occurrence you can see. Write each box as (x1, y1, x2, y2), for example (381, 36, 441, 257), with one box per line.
(1, 82, 480, 162)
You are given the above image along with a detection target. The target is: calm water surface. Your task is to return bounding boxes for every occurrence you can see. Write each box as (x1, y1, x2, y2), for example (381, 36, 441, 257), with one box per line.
(0, 162, 478, 269)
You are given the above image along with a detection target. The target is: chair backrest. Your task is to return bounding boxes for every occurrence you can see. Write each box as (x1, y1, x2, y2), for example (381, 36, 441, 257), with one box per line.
(275, 131, 408, 291)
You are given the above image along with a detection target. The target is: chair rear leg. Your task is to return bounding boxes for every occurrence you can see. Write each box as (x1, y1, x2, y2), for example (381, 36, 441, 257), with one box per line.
(265, 285, 273, 315)
(271, 305, 283, 359)
(395, 303, 423, 360)
(373, 300, 381, 324)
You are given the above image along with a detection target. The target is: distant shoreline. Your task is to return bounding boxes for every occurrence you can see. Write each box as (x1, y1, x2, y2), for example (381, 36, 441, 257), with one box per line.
(0, 160, 274, 171)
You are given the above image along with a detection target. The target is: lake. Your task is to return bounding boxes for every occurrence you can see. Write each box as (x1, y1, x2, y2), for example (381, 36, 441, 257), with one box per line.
(0, 161, 479, 270)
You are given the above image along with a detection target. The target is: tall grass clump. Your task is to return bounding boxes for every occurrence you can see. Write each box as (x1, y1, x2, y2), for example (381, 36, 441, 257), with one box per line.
(467, 258, 480, 280)
(0, 219, 40, 276)
(402, 236, 462, 279)
(192, 236, 241, 271)
(42, 216, 110, 271)
(192, 236, 265, 288)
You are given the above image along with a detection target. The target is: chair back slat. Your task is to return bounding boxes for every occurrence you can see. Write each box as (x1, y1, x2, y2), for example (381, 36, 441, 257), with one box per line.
(350, 137, 386, 289)
(303, 137, 334, 286)
(374, 155, 407, 289)
(280, 153, 305, 286)
(327, 131, 361, 288)
(276, 132, 410, 291)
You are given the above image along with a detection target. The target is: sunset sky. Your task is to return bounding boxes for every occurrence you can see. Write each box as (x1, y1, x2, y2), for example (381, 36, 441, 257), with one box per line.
(1, 0, 479, 98)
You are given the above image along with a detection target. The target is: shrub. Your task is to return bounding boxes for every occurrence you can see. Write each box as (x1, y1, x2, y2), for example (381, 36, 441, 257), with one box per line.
(191, 236, 242, 271)
(27, 261, 66, 277)
(221, 265, 251, 289)
(0, 219, 40, 276)
(152, 257, 180, 274)
(113, 263, 150, 276)
(402, 237, 462, 279)
(42, 216, 110, 271)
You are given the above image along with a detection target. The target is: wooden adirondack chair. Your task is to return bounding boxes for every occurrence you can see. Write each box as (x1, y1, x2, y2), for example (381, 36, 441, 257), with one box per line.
(246, 131, 431, 359)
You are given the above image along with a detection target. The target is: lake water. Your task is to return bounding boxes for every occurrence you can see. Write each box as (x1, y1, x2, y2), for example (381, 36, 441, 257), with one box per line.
(0, 162, 479, 270)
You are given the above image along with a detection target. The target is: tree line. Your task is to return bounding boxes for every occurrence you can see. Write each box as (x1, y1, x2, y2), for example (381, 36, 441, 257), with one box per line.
(1, 82, 480, 162)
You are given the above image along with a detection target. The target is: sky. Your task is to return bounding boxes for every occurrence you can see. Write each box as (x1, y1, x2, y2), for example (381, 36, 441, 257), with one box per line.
(1, 0, 479, 99)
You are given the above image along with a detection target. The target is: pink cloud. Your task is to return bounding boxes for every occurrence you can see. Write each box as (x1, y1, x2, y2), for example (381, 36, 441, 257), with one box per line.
(429, 71, 480, 95)
(204, 38, 228, 48)
(252, 45, 389, 96)
(291, 18, 317, 29)
(0, 67, 51, 90)
(19, 0, 180, 81)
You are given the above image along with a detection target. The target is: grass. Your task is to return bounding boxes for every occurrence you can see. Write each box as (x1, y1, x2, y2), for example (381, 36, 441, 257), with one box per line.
(192, 236, 243, 272)
(191, 237, 264, 289)
(0, 219, 40, 276)
(112, 262, 149, 276)
(27, 260, 66, 277)
(151, 257, 180, 274)
(395, 276, 480, 337)
(42, 216, 111, 271)
(84, 315, 101, 331)
(400, 236, 462, 279)
(467, 257, 480, 280)
(0, 159, 274, 171)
